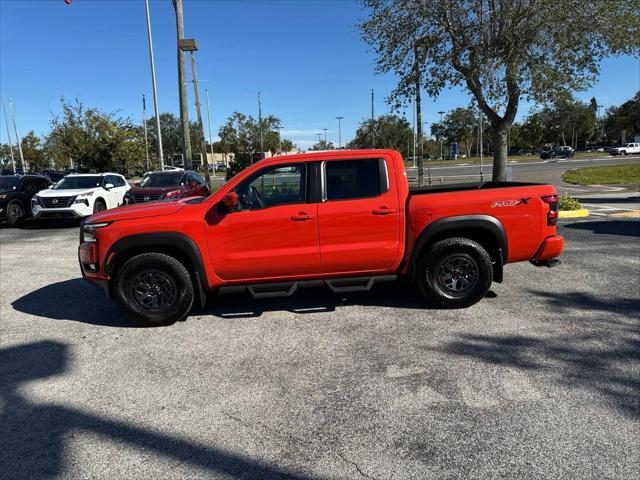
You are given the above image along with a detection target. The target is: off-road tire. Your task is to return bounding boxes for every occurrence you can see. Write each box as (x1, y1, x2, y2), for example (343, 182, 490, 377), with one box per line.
(417, 237, 493, 308)
(115, 253, 194, 327)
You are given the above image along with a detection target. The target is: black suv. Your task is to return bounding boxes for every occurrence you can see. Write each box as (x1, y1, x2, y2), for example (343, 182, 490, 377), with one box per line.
(0, 174, 51, 226)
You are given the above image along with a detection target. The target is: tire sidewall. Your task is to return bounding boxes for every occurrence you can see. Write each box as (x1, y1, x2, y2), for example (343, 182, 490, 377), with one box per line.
(7, 201, 24, 227)
(418, 238, 493, 308)
(115, 254, 194, 326)
(93, 199, 106, 214)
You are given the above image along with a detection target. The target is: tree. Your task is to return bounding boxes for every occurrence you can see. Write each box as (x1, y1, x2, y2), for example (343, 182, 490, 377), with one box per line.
(20, 131, 47, 172)
(145, 113, 200, 167)
(604, 91, 640, 144)
(218, 112, 284, 178)
(311, 140, 335, 150)
(347, 114, 413, 159)
(441, 107, 477, 158)
(45, 98, 146, 174)
(360, 0, 640, 180)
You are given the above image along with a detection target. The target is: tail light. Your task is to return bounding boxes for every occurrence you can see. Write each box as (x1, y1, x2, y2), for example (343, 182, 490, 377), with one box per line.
(542, 195, 558, 226)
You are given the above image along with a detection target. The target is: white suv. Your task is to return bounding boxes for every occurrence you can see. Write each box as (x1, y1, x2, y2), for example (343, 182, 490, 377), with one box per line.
(609, 143, 640, 156)
(32, 173, 130, 219)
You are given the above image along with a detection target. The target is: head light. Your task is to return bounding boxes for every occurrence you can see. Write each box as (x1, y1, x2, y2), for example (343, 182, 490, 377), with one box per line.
(81, 222, 110, 243)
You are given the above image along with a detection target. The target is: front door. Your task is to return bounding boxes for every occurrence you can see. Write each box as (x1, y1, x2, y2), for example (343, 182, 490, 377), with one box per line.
(317, 157, 402, 274)
(205, 163, 321, 281)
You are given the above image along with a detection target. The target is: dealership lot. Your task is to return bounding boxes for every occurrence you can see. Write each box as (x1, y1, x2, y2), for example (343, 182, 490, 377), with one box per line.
(1, 216, 638, 479)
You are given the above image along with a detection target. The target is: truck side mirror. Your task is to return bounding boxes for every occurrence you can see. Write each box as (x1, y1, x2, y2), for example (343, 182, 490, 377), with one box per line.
(221, 191, 238, 209)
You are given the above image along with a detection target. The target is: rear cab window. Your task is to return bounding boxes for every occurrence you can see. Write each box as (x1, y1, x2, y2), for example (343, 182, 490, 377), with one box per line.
(323, 158, 389, 201)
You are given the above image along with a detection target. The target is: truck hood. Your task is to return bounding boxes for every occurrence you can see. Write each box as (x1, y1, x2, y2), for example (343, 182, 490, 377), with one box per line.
(87, 200, 185, 223)
(37, 188, 99, 197)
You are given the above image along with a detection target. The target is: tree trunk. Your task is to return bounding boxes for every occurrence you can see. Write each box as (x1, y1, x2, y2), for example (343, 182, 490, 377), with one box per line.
(492, 124, 508, 181)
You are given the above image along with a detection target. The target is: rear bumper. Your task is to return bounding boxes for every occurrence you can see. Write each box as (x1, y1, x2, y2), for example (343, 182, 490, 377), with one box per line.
(533, 235, 564, 261)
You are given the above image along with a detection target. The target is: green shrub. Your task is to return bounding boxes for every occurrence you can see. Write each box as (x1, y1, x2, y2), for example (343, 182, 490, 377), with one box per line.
(558, 194, 582, 211)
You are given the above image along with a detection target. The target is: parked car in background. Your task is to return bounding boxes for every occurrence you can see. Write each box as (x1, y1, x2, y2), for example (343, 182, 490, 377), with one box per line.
(0, 174, 51, 226)
(123, 170, 210, 205)
(609, 143, 640, 156)
(32, 173, 129, 219)
(540, 146, 575, 159)
(34, 170, 66, 183)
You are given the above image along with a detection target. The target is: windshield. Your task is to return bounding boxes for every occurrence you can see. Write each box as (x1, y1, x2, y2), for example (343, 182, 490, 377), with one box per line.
(0, 176, 20, 190)
(53, 176, 102, 190)
(140, 172, 182, 188)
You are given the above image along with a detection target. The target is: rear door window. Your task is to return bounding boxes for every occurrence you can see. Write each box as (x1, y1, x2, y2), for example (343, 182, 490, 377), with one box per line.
(324, 159, 385, 201)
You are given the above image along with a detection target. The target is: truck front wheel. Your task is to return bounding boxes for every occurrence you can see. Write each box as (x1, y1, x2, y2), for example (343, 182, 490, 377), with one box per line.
(417, 237, 493, 308)
(115, 253, 195, 327)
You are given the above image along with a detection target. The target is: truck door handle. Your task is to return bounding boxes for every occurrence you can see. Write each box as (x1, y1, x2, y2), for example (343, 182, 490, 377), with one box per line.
(372, 207, 396, 215)
(290, 213, 314, 221)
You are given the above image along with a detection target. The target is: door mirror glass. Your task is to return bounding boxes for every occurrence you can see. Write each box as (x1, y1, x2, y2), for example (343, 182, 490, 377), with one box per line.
(221, 191, 238, 209)
(104, 183, 114, 190)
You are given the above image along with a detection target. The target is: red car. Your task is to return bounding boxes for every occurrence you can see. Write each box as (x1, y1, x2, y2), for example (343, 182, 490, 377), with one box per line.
(80, 149, 563, 326)
(124, 170, 210, 204)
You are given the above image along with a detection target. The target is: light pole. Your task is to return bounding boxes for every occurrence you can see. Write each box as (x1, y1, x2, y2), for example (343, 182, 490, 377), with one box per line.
(479, 112, 484, 182)
(596, 104, 604, 144)
(1, 96, 16, 173)
(323, 128, 328, 145)
(144, 0, 164, 170)
(316, 132, 322, 146)
(9, 100, 24, 172)
(336, 116, 344, 148)
(205, 88, 215, 174)
(277, 125, 283, 154)
(438, 110, 445, 164)
(423, 122, 431, 185)
(257, 92, 264, 162)
(371, 88, 375, 148)
(172, 0, 192, 169)
(179, 38, 211, 188)
(142, 94, 150, 172)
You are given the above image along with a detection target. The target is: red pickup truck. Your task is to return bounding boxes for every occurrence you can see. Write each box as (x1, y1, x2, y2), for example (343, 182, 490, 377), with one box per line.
(79, 149, 563, 326)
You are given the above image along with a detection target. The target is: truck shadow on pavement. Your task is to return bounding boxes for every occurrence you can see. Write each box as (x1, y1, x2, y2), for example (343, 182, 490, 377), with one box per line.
(431, 290, 639, 419)
(12, 278, 438, 325)
(199, 281, 435, 319)
(0, 341, 320, 480)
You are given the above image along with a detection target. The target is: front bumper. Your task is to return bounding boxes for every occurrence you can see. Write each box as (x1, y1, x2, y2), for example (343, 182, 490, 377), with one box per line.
(32, 202, 93, 219)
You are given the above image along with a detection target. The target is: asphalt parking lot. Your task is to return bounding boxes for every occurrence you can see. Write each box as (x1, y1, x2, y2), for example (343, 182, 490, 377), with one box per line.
(1, 215, 639, 479)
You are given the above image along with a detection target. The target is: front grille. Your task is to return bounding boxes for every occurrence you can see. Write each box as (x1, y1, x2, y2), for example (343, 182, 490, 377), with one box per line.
(39, 196, 76, 208)
(133, 193, 162, 203)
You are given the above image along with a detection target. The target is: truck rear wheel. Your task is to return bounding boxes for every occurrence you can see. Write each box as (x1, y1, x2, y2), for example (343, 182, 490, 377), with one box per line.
(417, 237, 493, 308)
(115, 253, 194, 327)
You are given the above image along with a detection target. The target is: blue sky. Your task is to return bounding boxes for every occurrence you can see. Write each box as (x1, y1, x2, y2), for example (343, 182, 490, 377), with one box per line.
(1, 0, 638, 150)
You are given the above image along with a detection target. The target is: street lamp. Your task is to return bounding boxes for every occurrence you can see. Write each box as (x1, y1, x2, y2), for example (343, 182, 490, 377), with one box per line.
(336, 116, 344, 148)
(144, 0, 164, 170)
(438, 110, 445, 164)
(179, 38, 211, 188)
(323, 128, 328, 145)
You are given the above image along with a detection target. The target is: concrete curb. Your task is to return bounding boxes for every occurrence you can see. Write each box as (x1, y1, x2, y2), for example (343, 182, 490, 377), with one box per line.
(559, 208, 590, 219)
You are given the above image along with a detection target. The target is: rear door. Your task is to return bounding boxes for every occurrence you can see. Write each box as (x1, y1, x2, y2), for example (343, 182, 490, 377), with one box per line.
(205, 162, 321, 281)
(317, 156, 402, 274)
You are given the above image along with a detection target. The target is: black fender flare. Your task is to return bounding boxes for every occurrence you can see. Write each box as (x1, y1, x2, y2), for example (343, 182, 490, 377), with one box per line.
(409, 214, 507, 281)
(104, 232, 207, 307)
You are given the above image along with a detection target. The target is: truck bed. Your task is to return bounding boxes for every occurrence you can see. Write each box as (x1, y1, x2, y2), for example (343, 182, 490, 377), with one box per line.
(409, 181, 542, 195)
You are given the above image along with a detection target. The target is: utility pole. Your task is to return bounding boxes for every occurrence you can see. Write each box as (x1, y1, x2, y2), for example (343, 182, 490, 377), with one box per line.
(142, 94, 150, 171)
(257, 92, 264, 162)
(423, 121, 430, 185)
(371, 88, 375, 149)
(179, 39, 211, 188)
(145, 0, 164, 169)
(277, 125, 283, 154)
(172, 0, 192, 169)
(336, 116, 343, 148)
(9, 100, 24, 172)
(438, 110, 445, 165)
(205, 88, 215, 174)
(1, 97, 16, 173)
(323, 128, 328, 145)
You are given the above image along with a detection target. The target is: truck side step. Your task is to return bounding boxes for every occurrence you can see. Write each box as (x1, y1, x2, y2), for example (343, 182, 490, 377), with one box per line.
(216, 275, 397, 299)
